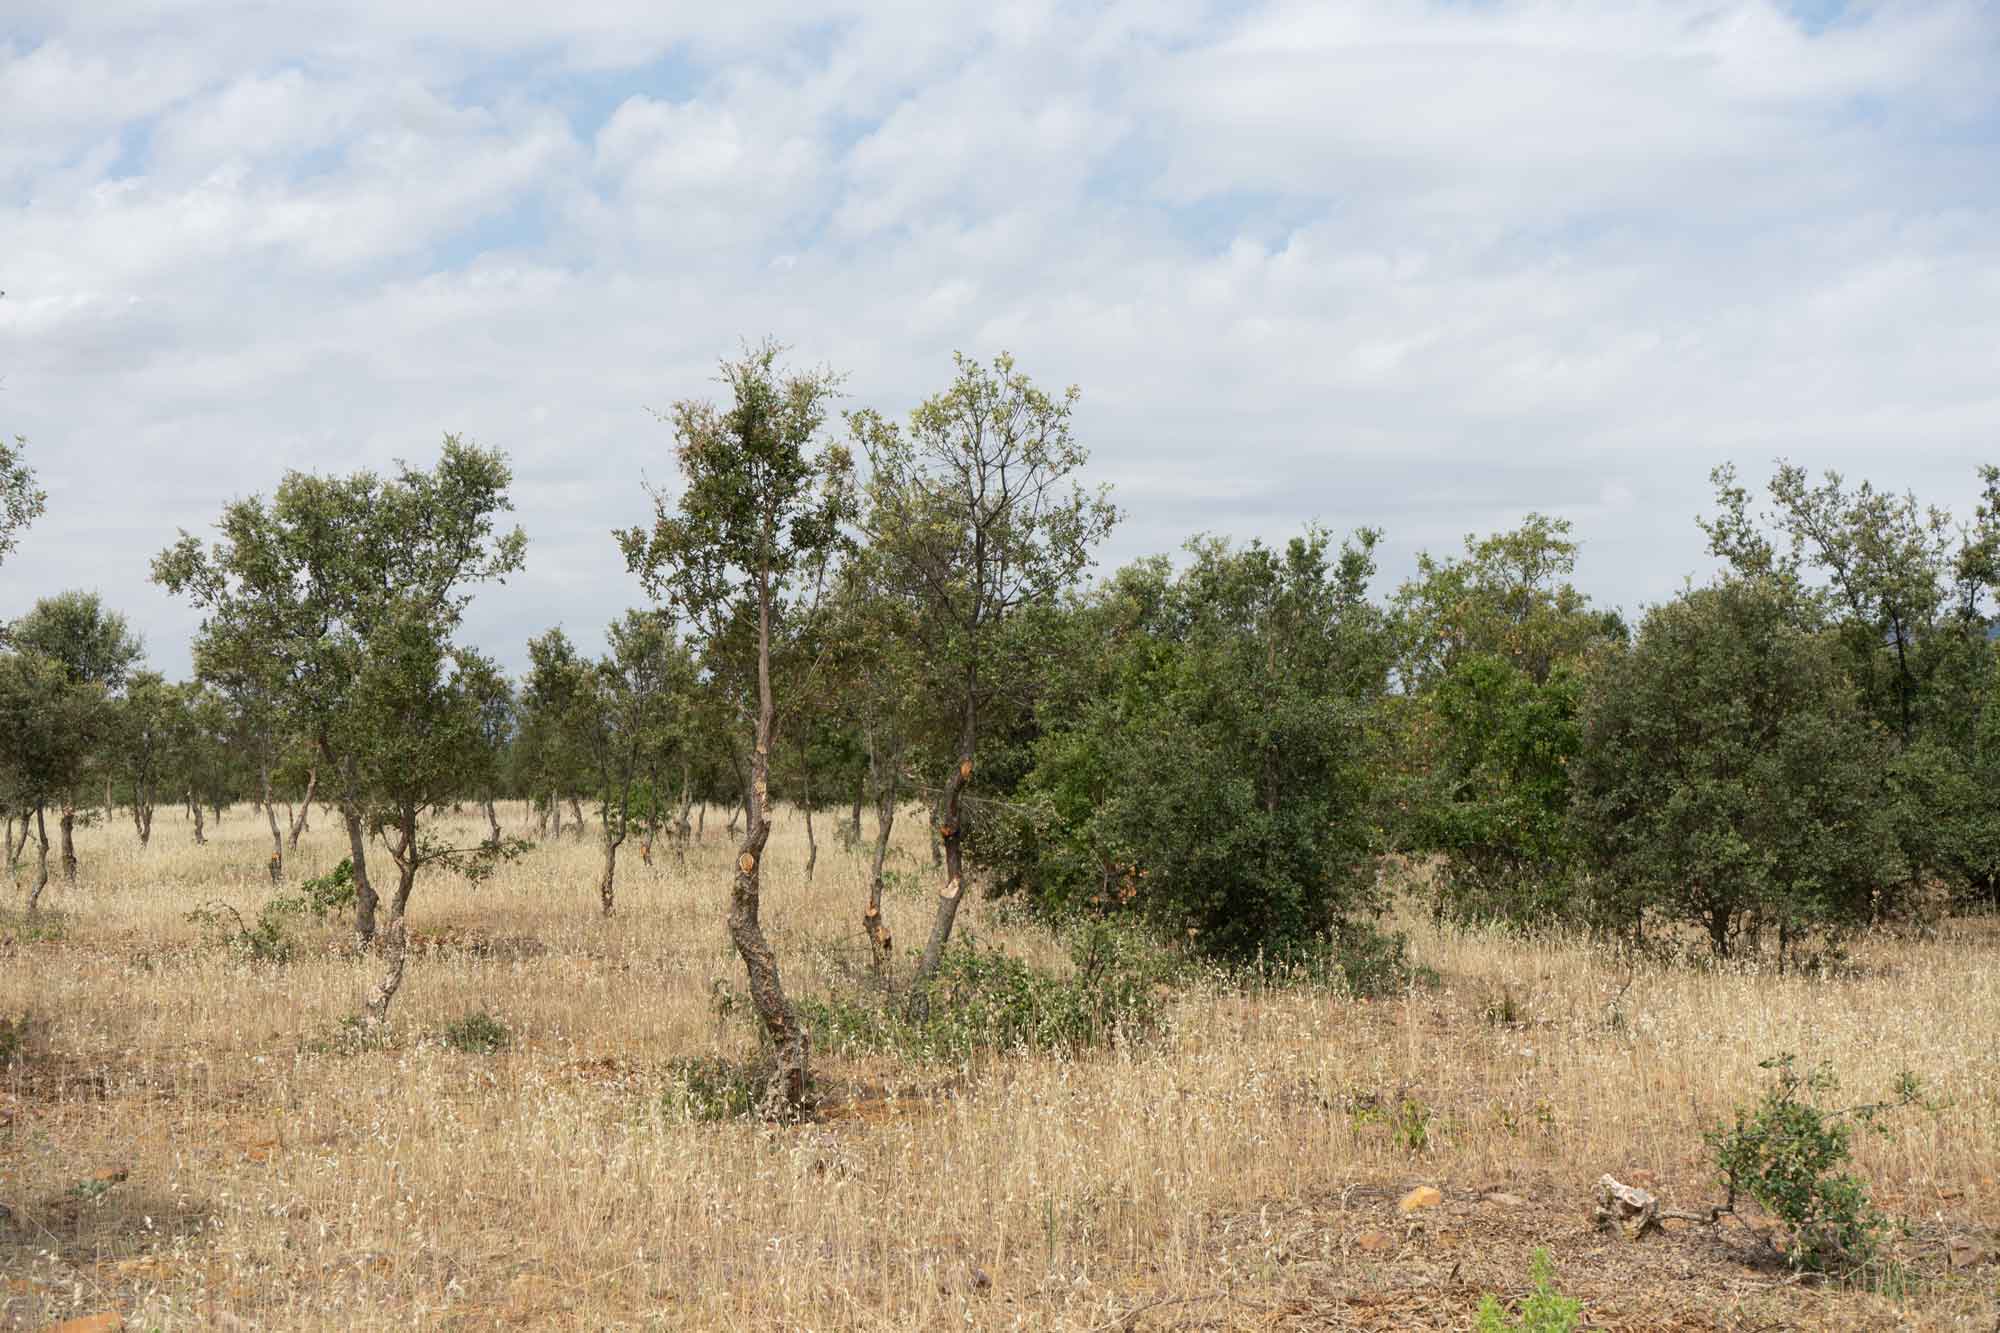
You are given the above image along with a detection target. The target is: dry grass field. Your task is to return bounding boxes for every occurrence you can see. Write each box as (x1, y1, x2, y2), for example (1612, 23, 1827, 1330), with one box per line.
(2, 805, 1997, 1331)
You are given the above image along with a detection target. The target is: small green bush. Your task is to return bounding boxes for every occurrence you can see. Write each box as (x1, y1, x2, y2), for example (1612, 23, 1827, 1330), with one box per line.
(186, 900, 296, 962)
(440, 1008, 511, 1055)
(1706, 1054, 1927, 1274)
(1257, 922, 1436, 999)
(663, 1056, 763, 1122)
(804, 921, 1176, 1063)
(1475, 1248, 1582, 1332)
(0, 1010, 49, 1069)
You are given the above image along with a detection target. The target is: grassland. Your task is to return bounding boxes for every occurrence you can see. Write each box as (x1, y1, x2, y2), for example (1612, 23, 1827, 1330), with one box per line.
(2, 805, 1997, 1330)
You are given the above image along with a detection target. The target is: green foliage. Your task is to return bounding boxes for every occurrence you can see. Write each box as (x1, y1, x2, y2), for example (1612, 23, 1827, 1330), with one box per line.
(289, 859, 358, 918)
(0, 435, 46, 570)
(1571, 576, 1900, 956)
(1256, 922, 1436, 999)
(662, 1056, 765, 1122)
(0, 1010, 49, 1069)
(1705, 1055, 1927, 1274)
(1387, 656, 1584, 927)
(803, 922, 1175, 1062)
(440, 1008, 512, 1055)
(186, 899, 296, 963)
(1475, 1249, 1583, 1333)
(993, 530, 1389, 961)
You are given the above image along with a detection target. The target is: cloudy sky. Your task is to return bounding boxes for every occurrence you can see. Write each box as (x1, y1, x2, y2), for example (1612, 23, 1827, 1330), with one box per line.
(2, 0, 1996, 677)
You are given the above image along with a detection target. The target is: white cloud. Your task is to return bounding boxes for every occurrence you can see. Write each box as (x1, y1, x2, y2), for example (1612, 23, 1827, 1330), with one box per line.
(0, 0, 1996, 676)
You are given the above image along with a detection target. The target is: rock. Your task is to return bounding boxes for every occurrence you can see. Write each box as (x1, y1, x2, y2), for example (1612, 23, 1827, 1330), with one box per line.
(1398, 1186, 1443, 1214)
(1354, 1230, 1395, 1253)
(1946, 1237, 1988, 1270)
(89, 1169, 129, 1185)
(1480, 1192, 1527, 1208)
(40, 1315, 124, 1333)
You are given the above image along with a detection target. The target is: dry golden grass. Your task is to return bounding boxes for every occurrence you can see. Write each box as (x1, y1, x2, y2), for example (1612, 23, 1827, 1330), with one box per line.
(3, 805, 1998, 1330)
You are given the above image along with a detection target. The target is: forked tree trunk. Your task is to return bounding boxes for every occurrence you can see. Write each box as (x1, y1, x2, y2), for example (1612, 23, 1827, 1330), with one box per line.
(732, 569, 808, 1116)
(332, 749, 379, 948)
(190, 799, 205, 846)
(483, 798, 501, 848)
(287, 767, 317, 849)
(568, 796, 585, 839)
(361, 829, 420, 1026)
(864, 735, 901, 971)
(600, 827, 624, 915)
(25, 806, 51, 914)
(132, 797, 154, 848)
(58, 805, 78, 882)
(911, 707, 978, 1006)
(261, 762, 283, 880)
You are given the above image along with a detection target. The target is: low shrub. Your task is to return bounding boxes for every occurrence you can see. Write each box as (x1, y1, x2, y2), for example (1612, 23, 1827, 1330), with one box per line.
(1706, 1054, 1929, 1274)
(803, 920, 1178, 1063)
(1475, 1248, 1582, 1332)
(440, 1008, 511, 1055)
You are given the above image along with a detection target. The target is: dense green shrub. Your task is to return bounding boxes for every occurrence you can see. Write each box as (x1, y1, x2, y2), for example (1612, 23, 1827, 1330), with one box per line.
(1571, 576, 1900, 958)
(986, 531, 1390, 961)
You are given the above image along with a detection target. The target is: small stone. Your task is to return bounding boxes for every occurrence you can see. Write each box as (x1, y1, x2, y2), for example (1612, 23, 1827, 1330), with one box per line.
(42, 1315, 124, 1333)
(1480, 1192, 1527, 1208)
(1398, 1185, 1443, 1214)
(1355, 1230, 1395, 1253)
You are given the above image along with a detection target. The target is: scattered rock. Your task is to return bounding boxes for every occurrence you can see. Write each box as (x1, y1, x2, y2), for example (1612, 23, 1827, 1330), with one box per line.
(1397, 1186, 1443, 1214)
(40, 1314, 124, 1333)
(1479, 1192, 1527, 1208)
(1946, 1237, 1989, 1270)
(1354, 1229, 1395, 1253)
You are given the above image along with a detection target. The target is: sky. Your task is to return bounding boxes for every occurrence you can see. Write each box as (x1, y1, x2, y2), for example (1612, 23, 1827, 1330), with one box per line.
(2, 0, 1996, 678)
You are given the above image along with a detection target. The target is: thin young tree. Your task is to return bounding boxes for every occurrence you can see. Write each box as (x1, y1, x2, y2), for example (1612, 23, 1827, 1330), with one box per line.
(8, 592, 143, 882)
(618, 340, 855, 1114)
(850, 353, 1115, 1002)
(154, 437, 526, 948)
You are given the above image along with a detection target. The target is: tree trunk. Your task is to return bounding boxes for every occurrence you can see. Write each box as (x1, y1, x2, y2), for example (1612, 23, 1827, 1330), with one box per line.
(4, 814, 24, 875)
(568, 796, 585, 839)
(803, 769, 818, 883)
(287, 767, 317, 849)
(551, 792, 563, 840)
(696, 800, 706, 841)
(535, 796, 549, 840)
(846, 772, 864, 848)
(260, 762, 283, 881)
(911, 708, 977, 1004)
(600, 830, 624, 916)
(58, 804, 78, 882)
(190, 800, 205, 846)
(864, 736, 901, 971)
(361, 850, 417, 1027)
(483, 798, 501, 848)
(25, 805, 51, 914)
(732, 566, 808, 1116)
(676, 766, 695, 863)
